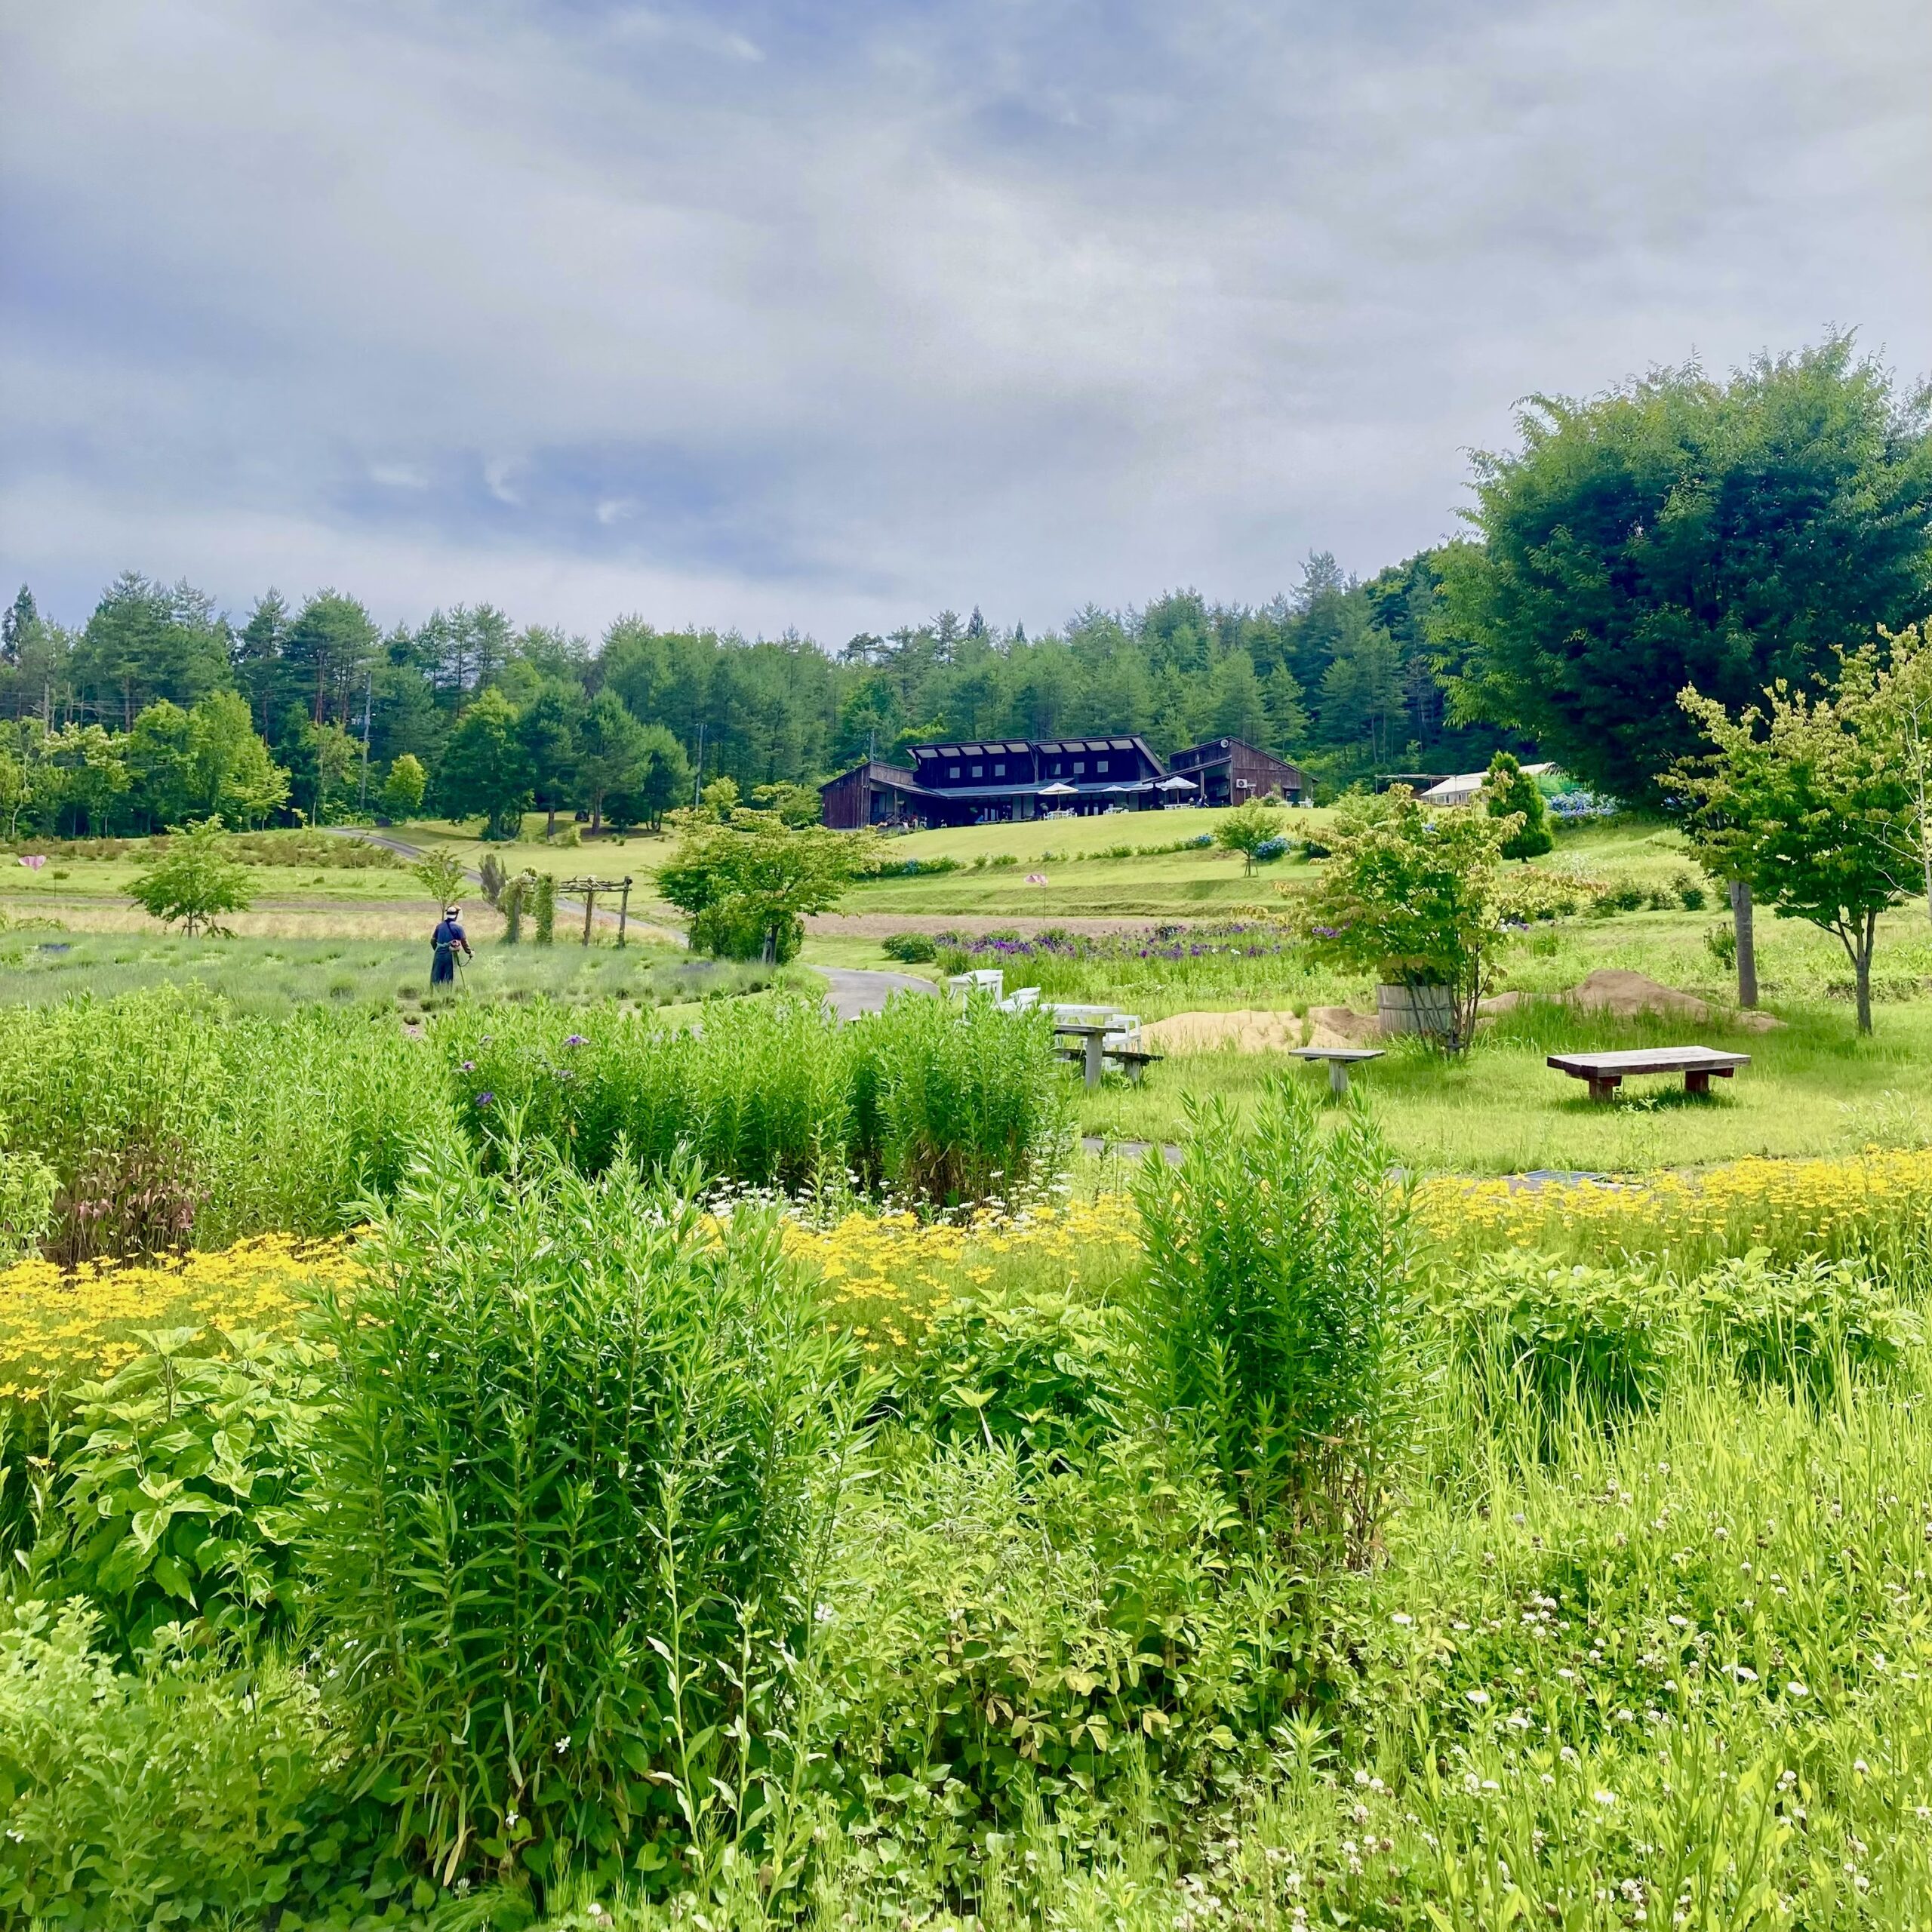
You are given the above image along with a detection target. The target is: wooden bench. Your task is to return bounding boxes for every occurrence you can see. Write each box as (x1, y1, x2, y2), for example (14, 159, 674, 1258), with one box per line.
(1287, 1045, 1385, 1097)
(1547, 1046, 1749, 1103)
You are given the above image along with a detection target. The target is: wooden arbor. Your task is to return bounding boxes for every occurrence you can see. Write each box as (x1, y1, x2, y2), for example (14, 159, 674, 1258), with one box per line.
(560, 875, 635, 946)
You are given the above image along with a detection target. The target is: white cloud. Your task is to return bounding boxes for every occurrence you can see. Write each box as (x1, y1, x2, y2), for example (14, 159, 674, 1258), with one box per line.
(2, 0, 1929, 639)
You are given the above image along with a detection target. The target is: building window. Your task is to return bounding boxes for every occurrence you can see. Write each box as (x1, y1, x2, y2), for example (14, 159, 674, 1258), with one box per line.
(993, 762, 1005, 776)
(1051, 761, 1063, 774)
(948, 765, 960, 780)
(1095, 758, 1108, 774)
(971, 764, 983, 778)
(1073, 761, 1085, 775)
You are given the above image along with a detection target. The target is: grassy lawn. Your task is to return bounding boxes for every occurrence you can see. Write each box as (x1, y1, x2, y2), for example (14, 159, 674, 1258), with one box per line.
(1078, 1000, 1932, 1174)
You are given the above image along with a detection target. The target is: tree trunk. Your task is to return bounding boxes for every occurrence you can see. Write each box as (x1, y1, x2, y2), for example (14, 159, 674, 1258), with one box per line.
(1730, 878, 1758, 1008)
(1855, 914, 1875, 1035)
(546, 803, 558, 837)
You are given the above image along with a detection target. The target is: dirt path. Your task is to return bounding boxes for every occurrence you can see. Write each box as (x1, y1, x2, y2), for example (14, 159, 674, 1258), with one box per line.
(805, 912, 1189, 939)
(327, 829, 688, 946)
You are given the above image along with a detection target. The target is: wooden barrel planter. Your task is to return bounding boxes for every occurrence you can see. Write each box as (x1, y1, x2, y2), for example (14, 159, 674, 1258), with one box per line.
(1375, 981, 1457, 1038)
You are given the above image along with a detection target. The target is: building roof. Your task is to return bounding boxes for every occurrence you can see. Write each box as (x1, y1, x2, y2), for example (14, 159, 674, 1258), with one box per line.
(817, 761, 931, 795)
(1166, 736, 1303, 771)
(1419, 762, 1557, 805)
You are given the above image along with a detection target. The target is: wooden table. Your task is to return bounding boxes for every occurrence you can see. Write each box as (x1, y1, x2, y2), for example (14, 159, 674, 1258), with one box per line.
(1288, 1045, 1385, 1097)
(1546, 1046, 1749, 1103)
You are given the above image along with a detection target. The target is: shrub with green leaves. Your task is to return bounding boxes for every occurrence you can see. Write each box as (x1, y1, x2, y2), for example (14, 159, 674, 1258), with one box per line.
(896, 1281, 1128, 1456)
(1443, 1253, 1682, 1439)
(881, 931, 938, 963)
(1133, 1079, 1408, 1537)
(305, 1137, 867, 1890)
(29, 1330, 326, 1654)
(1695, 1249, 1922, 1392)
(0, 1602, 337, 1931)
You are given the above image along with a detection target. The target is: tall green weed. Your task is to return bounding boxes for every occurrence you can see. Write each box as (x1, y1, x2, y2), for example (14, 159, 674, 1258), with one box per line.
(1133, 1081, 1409, 1539)
(304, 1134, 869, 1893)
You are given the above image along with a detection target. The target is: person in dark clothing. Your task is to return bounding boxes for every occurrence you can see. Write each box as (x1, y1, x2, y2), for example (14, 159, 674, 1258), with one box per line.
(431, 906, 472, 987)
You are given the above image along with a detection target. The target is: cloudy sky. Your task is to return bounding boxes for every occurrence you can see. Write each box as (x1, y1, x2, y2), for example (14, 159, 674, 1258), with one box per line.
(4, 0, 1930, 645)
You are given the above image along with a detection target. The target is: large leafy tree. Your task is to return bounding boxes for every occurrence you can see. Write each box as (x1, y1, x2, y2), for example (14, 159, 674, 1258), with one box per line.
(515, 683, 580, 837)
(73, 574, 231, 729)
(438, 688, 532, 839)
(573, 691, 647, 835)
(189, 690, 288, 826)
(1440, 339, 1932, 809)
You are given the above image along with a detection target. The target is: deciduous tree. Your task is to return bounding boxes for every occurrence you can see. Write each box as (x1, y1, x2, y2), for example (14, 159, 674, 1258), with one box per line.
(128, 817, 254, 936)
(1678, 671, 1917, 1035)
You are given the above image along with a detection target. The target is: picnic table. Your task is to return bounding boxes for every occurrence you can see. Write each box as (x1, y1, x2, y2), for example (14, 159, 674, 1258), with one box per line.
(1287, 1044, 1384, 1097)
(1052, 1019, 1163, 1088)
(1546, 1046, 1749, 1103)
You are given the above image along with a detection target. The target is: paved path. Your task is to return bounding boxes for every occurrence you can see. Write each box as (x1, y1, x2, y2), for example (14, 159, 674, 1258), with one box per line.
(815, 964, 937, 1020)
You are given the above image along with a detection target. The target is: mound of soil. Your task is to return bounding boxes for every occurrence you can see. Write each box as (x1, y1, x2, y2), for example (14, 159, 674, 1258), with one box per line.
(1303, 1004, 1384, 1048)
(1137, 1008, 1304, 1054)
(1481, 968, 1783, 1032)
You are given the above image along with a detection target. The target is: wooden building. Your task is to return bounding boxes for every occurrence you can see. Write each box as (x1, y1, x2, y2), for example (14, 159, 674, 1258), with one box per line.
(1162, 737, 1308, 806)
(819, 736, 1171, 828)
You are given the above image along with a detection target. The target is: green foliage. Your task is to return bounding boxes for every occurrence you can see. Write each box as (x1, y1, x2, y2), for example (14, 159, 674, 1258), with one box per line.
(896, 1282, 1128, 1456)
(1484, 750, 1552, 859)
(0, 987, 460, 1252)
(306, 1137, 866, 1889)
(32, 1330, 327, 1653)
(437, 686, 532, 838)
(0, 1140, 56, 1263)
(500, 869, 534, 943)
(660, 811, 872, 963)
(1132, 1080, 1408, 1535)
(1679, 660, 1918, 1031)
(1298, 784, 1514, 1050)
(1210, 801, 1278, 874)
(126, 816, 256, 935)
(409, 846, 466, 914)
(380, 750, 427, 821)
(1441, 338, 1932, 807)
(1694, 1249, 1923, 1393)
(533, 867, 556, 943)
(881, 931, 938, 962)
(820, 1440, 1323, 1841)
(437, 992, 1068, 1209)
(0, 1601, 336, 1930)
(854, 993, 1071, 1207)
(1444, 1254, 1681, 1436)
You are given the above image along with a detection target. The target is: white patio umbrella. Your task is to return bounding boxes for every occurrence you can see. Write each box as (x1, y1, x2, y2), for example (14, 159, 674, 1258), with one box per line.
(1156, 774, 1197, 792)
(1038, 781, 1078, 796)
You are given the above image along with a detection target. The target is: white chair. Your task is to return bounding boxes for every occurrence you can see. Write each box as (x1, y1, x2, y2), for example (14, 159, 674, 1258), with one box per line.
(996, 985, 1041, 1012)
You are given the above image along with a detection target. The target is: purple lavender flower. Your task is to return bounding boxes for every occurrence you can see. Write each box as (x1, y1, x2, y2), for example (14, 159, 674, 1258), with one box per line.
(564, 1033, 587, 1047)
(459, 1060, 475, 1072)
(475, 1091, 495, 1107)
